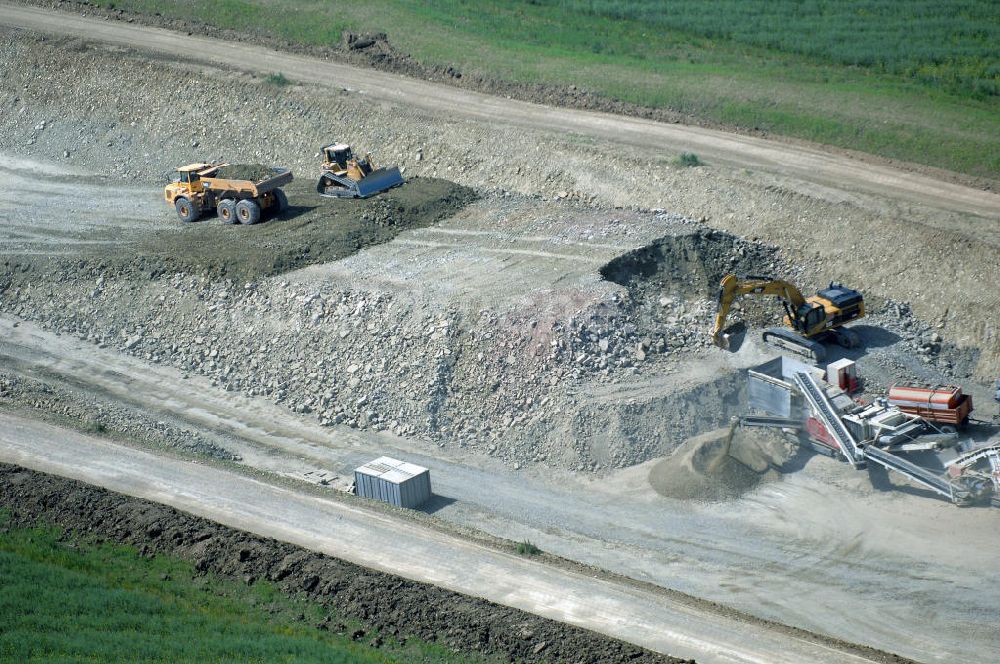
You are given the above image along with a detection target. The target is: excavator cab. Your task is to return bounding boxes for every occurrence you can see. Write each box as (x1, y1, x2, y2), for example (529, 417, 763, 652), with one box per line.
(791, 302, 827, 334)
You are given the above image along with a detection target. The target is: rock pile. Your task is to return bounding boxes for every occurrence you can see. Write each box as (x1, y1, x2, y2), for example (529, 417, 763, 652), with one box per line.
(0, 252, 732, 469)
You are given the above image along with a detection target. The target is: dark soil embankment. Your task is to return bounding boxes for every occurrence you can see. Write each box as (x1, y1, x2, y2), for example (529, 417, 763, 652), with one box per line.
(142, 176, 474, 282)
(0, 464, 682, 664)
(10, 176, 472, 285)
(598, 229, 807, 334)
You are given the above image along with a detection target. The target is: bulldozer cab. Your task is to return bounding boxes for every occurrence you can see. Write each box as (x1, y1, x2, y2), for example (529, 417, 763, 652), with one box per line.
(323, 144, 354, 169)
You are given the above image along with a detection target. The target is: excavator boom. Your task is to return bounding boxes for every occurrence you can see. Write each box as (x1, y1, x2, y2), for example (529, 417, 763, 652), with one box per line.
(712, 274, 806, 348)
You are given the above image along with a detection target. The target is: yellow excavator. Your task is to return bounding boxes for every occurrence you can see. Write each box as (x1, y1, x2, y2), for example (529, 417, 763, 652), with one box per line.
(712, 274, 865, 361)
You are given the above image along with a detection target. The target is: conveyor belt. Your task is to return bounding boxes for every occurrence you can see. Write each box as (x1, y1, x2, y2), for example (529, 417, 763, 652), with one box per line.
(793, 371, 862, 467)
(863, 445, 966, 503)
(945, 442, 1000, 469)
(740, 415, 802, 429)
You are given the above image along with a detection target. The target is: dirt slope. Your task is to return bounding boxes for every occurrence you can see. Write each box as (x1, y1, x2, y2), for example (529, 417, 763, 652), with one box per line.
(1, 9, 998, 379)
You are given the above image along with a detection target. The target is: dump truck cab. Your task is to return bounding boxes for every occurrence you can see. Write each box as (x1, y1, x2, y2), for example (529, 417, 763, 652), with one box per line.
(321, 143, 372, 181)
(164, 163, 219, 204)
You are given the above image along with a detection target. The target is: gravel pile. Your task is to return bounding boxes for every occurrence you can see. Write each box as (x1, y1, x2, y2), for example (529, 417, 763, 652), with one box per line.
(648, 426, 790, 502)
(214, 164, 276, 182)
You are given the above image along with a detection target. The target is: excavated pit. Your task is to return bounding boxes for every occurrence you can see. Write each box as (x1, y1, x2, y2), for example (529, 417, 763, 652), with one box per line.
(599, 230, 799, 332)
(599, 229, 784, 299)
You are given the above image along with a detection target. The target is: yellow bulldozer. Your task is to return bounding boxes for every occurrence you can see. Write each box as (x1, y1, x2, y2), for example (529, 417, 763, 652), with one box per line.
(712, 274, 865, 361)
(315, 142, 404, 199)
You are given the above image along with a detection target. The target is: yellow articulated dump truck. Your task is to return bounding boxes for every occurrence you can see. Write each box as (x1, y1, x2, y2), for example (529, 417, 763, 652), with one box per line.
(164, 163, 293, 225)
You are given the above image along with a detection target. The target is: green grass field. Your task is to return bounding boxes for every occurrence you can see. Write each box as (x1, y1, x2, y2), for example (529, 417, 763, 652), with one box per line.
(88, 1, 1000, 178)
(0, 516, 487, 664)
(559, 1, 1000, 98)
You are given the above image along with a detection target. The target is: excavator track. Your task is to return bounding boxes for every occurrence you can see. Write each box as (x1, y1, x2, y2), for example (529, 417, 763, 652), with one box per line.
(832, 326, 861, 349)
(761, 327, 827, 362)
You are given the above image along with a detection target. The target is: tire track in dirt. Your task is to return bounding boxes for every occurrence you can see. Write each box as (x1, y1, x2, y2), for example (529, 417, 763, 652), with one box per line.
(1, 2, 998, 221)
(0, 414, 903, 664)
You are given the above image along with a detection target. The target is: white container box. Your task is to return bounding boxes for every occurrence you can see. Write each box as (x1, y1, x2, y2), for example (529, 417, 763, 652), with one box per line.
(354, 456, 432, 508)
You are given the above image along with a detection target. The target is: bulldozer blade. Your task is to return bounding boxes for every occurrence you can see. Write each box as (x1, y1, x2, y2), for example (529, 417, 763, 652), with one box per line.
(355, 166, 405, 198)
(714, 321, 746, 351)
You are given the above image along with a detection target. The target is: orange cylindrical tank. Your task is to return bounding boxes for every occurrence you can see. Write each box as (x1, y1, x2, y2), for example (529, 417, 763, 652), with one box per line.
(887, 384, 962, 410)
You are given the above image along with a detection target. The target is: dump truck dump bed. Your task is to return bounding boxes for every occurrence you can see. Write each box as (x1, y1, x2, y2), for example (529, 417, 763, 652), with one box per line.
(203, 166, 293, 197)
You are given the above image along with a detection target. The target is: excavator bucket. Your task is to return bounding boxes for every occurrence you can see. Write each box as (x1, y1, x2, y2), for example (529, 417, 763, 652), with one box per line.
(354, 166, 405, 198)
(714, 321, 746, 351)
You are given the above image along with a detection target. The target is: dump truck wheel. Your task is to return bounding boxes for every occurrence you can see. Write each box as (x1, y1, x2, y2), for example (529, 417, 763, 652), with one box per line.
(174, 198, 200, 223)
(217, 199, 237, 225)
(274, 189, 289, 213)
(235, 199, 261, 225)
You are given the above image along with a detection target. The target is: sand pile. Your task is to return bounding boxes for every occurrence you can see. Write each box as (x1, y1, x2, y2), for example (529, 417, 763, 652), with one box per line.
(649, 425, 792, 502)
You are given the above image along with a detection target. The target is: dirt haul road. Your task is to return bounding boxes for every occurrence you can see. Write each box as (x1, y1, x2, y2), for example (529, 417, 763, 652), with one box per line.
(0, 412, 899, 664)
(1, 3, 998, 222)
(3, 314, 999, 663)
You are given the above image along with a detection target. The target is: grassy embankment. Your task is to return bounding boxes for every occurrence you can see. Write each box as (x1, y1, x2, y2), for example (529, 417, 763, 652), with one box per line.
(85, 0, 1000, 179)
(0, 515, 492, 664)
